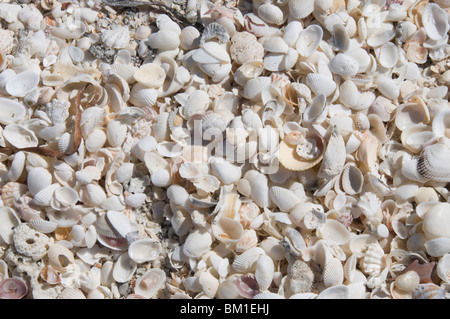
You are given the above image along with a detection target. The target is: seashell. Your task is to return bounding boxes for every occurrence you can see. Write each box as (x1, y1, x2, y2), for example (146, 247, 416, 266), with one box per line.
(331, 24, 350, 52)
(376, 42, 398, 69)
(269, 186, 300, 213)
(0, 278, 28, 299)
(0, 207, 20, 245)
(395, 100, 430, 131)
(432, 110, 450, 139)
(367, 29, 396, 48)
(5, 71, 39, 98)
(317, 219, 352, 245)
(51, 20, 86, 39)
(0, 98, 27, 125)
(416, 140, 450, 183)
(183, 228, 212, 258)
(303, 93, 327, 124)
(57, 288, 86, 299)
(289, 0, 314, 19)
(394, 271, 420, 293)
(279, 131, 325, 172)
(102, 26, 130, 49)
(412, 283, 445, 299)
(106, 120, 127, 148)
(421, 3, 449, 41)
(257, 3, 285, 26)
(18, 6, 43, 30)
(27, 167, 52, 197)
(296, 25, 323, 57)
(112, 252, 137, 283)
(323, 257, 344, 287)
(148, 29, 180, 51)
(51, 186, 79, 211)
(341, 164, 364, 195)
(316, 285, 349, 299)
(133, 63, 166, 89)
(235, 274, 260, 299)
(212, 216, 243, 246)
(437, 254, 450, 283)
(424, 237, 450, 257)
(128, 239, 162, 263)
(29, 218, 58, 234)
(328, 53, 359, 76)
(198, 270, 219, 298)
(235, 229, 258, 252)
(180, 26, 200, 51)
(242, 76, 271, 101)
(305, 73, 337, 97)
(232, 247, 266, 273)
(47, 243, 75, 272)
(254, 254, 274, 291)
(318, 126, 346, 178)
(183, 89, 210, 119)
(210, 159, 241, 185)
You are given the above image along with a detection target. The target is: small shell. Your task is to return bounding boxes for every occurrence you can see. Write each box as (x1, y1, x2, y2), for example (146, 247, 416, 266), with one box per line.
(376, 42, 398, 69)
(3, 124, 38, 149)
(128, 239, 162, 263)
(395, 271, 420, 292)
(289, 0, 314, 19)
(112, 252, 137, 283)
(316, 285, 349, 299)
(57, 288, 86, 299)
(0, 278, 28, 299)
(235, 274, 260, 299)
(296, 25, 323, 57)
(279, 132, 325, 172)
(232, 247, 266, 273)
(148, 29, 180, 51)
(269, 186, 300, 212)
(0, 207, 20, 245)
(323, 257, 344, 287)
(432, 110, 450, 139)
(317, 219, 352, 245)
(183, 228, 212, 258)
(180, 26, 201, 50)
(417, 140, 450, 182)
(341, 164, 364, 195)
(47, 243, 75, 272)
(133, 63, 166, 89)
(254, 254, 274, 291)
(257, 3, 285, 26)
(412, 283, 446, 299)
(329, 53, 359, 76)
(134, 269, 166, 299)
(305, 73, 337, 97)
(0, 98, 27, 125)
(424, 237, 450, 257)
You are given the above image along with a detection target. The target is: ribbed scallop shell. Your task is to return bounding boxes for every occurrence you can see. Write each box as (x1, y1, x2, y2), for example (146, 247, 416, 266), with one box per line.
(417, 140, 450, 182)
(269, 186, 300, 212)
(289, 0, 314, 19)
(257, 3, 286, 26)
(329, 53, 359, 76)
(323, 257, 344, 287)
(232, 247, 266, 273)
(254, 254, 274, 291)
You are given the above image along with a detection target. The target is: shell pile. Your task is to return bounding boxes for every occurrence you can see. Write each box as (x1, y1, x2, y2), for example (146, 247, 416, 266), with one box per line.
(0, 0, 449, 300)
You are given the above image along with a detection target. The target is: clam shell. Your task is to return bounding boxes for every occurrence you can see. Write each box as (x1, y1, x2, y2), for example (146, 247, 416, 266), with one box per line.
(134, 269, 166, 299)
(128, 239, 162, 263)
(417, 140, 450, 182)
(432, 110, 450, 139)
(232, 247, 266, 273)
(316, 285, 349, 299)
(317, 219, 352, 245)
(305, 73, 336, 97)
(422, 3, 449, 41)
(5, 70, 39, 97)
(112, 252, 137, 283)
(323, 257, 344, 287)
(257, 3, 285, 26)
(148, 29, 180, 51)
(0, 207, 20, 245)
(437, 254, 450, 283)
(27, 167, 52, 197)
(0, 98, 26, 125)
(296, 25, 323, 57)
(212, 216, 243, 246)
(0, 278, 28, 299)
(183, 228, 212, 258)
(133, 63, 166, 89)
(3, 123, 38, 148)
(269, 186, 300, 212)
(329, 53, 359, 76)
(341, 164, 364, 195)
(254, 254, 274, 291)
(376, 42, 398, 69)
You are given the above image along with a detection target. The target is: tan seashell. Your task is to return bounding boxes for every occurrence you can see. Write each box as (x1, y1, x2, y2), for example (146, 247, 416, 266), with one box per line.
(133, 63, 166, 89)
(47, 243, 75, 272)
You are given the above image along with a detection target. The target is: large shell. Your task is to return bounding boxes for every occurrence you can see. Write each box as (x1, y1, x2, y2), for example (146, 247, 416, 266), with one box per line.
(296, 25, 323, 57)
(279, 131, 325, 171)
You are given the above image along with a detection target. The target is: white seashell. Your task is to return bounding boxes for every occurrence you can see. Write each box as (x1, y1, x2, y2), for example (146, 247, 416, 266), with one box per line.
(50, 20, 86, 39)
(8, 151, 25, 182)
(106, 210, 131, 238)
(263, 36, 289, 54)
(0, 98, 26, 125)
(316, 285, 349, 299)
(422, 3, 449, 41)
(51, 186, 79, 211)
(102, 26, 130, 49)
(106, 120, 127, 147)
(27, 167, 52, 197)
(318, 126, 346, 179)
(253, 292, 284, 299)
(323, 257, 344, 287)
(134, 269, 166, 298)
(128, 239, 162, 263)
(376, 42, 398, 69)
(167, 184, 190, 207)
(303, 93, 327, 124)
(232, 247, 266, 273)
(331, 24, 350, 52)
(367, 29, 396, 48)
(328, 53, 359, 76)
(111, 63, 138, 84)
(133, 63, 166, 89)
(394, 271, 420, 293)
(316, 219, 352, 245)
(432, 110, 450, 139)
(289, 0, 314, 19)
(255, 254, 274, 291)
(296, 25, 323, 57)
(183, 228, 212, 258)
(269, 186, 300, 213)
(210, 159, 242, 185)
(57, 288, 86, 299)
(183, 89, 210, 119)
(180, 26, 200, 51)
(306, 73, 336, 97)
(148, 29, 180, 51)
(33, 183, 59, 206)
(341, 164, 364, 195)
(212, 216, 243, 246)
(0, 207, 20, 245)
(437, 254, 450, 283)
(85, 129, 106, 153)
(424, 237, 450, 257)
(416, 140, 450, 182)
(125, 193, 146, 208)
(47, 243, 75, 271)
(112, 252, 137, 283)
(257, 3, 285, 26)
(5, 71, 39, 98)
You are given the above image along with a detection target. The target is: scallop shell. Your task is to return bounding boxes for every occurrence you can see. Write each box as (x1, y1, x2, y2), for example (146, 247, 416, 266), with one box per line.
(254, 254, 274, 291)
(232, 247, 266, 273)
(257, 3, 286, 26)
(416, 140, 450, 182)
(323, 257, 344, 287)
(183, 228, 212, 258)
(305, 73, 337, 97)
(289, 0, 314, 19)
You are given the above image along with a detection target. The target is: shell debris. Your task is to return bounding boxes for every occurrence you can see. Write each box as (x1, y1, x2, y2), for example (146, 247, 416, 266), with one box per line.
(0, 0, 449, 300)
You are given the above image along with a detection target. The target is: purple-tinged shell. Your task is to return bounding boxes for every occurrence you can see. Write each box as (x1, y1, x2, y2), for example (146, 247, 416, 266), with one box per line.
(0, 278, 28, 299)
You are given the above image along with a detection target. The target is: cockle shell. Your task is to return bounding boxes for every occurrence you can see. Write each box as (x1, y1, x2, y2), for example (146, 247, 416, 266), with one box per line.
(289, 0, 314, 19)
(328, 53, 359, 76)
(416, 140, 450, 183)
(323, 257, 344, 287)
(257, 3, 285, 26)
(412, 283, 445, 299)
(269, 186, 300, 212)
(254, 254, 274, 291)
(183, 228, 212, 258)
(305, 73, 337, 97)
(232, 247, 266, 273)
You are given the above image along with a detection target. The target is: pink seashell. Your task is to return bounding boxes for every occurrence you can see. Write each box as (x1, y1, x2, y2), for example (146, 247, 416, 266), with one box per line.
(235, 273, 260, 299)
(0, 278, 28, 299)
